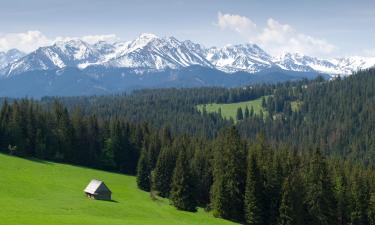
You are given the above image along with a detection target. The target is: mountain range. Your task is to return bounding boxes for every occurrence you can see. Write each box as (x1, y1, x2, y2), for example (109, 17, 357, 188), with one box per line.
(0, 33, 374, 97)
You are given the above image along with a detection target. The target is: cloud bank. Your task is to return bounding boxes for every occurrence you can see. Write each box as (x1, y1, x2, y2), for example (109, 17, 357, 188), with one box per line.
(0, 31, 119, 53)
(217, 12, 336, 56)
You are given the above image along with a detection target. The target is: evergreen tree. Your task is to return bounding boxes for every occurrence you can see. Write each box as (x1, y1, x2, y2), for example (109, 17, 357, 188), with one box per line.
(211, 126, 246, 221)
(277, 171, 305, 225)
(192, 142, 213, 207)
(334, 170, 350, 225)
(244, 106, 250, 119)
(350, 174, 370, 225)
(368, 194, 375, 225)
(265, 155, 284, 225)
(170, 146, 197, 212)
(101, 137, 116, 170)
(244, 151, 264, 225)
(137, 146, 151, 191)
(152, 145, 177, 197)
(305, 149, 337, 225)
(250, 106, 254, 117)
(236, 107, 244, 121)
(53, 101, 74, 161)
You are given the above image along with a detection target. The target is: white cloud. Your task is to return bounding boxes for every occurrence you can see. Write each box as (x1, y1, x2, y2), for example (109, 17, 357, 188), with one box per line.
(0, 31, 52, 53)
(55, 34, 120, 44)
(0, 31, 120, 53)
(217, 12, 257, 39)
(216, 13, 336, 56)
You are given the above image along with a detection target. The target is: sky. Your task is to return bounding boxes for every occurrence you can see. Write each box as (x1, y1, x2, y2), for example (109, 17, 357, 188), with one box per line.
(0, 0, 374, 58)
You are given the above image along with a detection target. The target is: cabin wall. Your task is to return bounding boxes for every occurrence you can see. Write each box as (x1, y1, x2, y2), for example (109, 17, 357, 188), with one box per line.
(94, 192, 111, 201)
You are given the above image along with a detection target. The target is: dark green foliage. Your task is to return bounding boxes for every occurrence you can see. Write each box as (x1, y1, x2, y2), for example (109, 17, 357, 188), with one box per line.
(236, 107, 244, 121)
(152, 145, 177, 197)
(244, 151, 264, 225)
(170, 142, 197, 212)
(350, 173, 371, 225)
(137, 146, 151, 191)
(211, 126, 246, 221)
(277, 168, 305, 225)
(0, 70, 375, 225)
(244, 106, 250, 119)
(304, 149, 337, 225)
(192, 141, 213, 207)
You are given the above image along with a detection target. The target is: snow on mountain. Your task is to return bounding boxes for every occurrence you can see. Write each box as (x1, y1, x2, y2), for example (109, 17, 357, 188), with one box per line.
(101, 33, 213, 70)
(272, 53, 341, 74)
(1, 39, 104, 77)
(273, 53, 375, 75)
(0, 49, 26, 70)
(1, 33, 375, 78)
(206, 44, 273, 73)
(328, 56, 375, 75)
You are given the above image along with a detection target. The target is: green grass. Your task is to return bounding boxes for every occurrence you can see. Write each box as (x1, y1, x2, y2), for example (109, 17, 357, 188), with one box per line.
(0, 154, 236, 225)
(197, 97, 267, 121)
(291, 100, 303, 112)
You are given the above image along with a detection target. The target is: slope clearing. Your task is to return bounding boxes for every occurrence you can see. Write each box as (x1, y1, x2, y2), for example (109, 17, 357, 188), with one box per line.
(0, 154, 235, 225)
(197, 97, 266, 121)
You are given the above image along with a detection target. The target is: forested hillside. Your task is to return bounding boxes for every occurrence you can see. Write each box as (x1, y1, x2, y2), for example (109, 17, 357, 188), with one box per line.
(1, 69, 375, 224)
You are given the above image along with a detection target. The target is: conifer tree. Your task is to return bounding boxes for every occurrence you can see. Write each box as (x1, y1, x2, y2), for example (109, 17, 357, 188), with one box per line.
(250, 106, 254, 117)
(236, 107, 244, 121)
(192, 142, 213, 207)
(277, 171, 305, 225)
(170, 146, 197, 212)
(350, 174, 370, 225)
(334, 170, 350, 225)
(211, 126, 246, 221)
(244, 151, 264, 225)
(305, 149, 337, 225)
(137, 146, 151, 191)
(244, 106, 250, 119)
(152, 145, 177, 197)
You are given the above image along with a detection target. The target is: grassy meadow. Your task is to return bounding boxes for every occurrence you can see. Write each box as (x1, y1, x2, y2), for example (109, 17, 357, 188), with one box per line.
(0, 154, 236, 225)
(197, 97, 266, 121)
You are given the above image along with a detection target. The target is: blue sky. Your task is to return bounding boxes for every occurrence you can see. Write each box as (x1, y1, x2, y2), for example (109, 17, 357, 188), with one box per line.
(0, 0, 374, 57)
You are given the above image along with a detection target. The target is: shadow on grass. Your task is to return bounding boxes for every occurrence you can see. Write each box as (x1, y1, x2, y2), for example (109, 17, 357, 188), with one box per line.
(86, 198, 119, 203)
(0, 153, 53, 165)
(24, 157, 53, 165)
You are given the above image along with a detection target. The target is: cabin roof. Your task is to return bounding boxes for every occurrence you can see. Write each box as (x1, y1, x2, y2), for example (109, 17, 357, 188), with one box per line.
(84, 179, 111, 195)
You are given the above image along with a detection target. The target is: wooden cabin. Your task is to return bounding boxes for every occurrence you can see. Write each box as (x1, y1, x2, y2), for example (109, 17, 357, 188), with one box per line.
(84, 179, 112, 200)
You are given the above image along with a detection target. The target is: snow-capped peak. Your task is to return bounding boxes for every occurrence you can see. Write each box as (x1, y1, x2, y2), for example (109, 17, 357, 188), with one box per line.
(1, 34, 375, 78)
(206, 43, 273, 73)
(0, 49, 26, 70)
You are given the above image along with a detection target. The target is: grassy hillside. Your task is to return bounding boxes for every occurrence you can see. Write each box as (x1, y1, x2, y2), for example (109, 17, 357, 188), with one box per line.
(197, 97, 266, 121)
(0, 154, 236, 225)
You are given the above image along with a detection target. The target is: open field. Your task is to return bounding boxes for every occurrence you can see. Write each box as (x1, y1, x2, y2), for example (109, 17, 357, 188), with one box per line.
(291, 100, 303, 112)
(0, 154, 236, 225)
(197, 97, 266, 121)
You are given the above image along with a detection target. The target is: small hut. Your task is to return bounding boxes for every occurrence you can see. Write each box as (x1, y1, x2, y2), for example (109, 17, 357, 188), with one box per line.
(84, 179, 112, 200)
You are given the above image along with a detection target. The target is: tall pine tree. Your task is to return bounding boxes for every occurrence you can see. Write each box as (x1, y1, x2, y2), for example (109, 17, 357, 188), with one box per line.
(305, 149, 337, 225)
(152, 145, 177, 197)
(211, 126, 246, 222)
(170, 145, 197, 212)
(244, 151, 264, 225)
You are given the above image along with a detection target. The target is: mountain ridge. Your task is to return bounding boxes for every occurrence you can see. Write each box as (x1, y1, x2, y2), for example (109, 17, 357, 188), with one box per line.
(1, 33, 375, 77)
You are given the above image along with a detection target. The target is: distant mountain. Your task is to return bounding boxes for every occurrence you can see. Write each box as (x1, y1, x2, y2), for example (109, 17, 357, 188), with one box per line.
(0, 49, 25, 70)
(1, 33, 375, 77)
(272, 53, 375, 75)
(0, 66, 328, 98)
(0, 33, 374, 97)
(206, 44, 273, 73)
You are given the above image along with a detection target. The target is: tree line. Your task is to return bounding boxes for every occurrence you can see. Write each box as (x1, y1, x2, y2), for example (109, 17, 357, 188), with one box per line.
(137, 126, 375, 225)
(1, 70, 375, 224)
